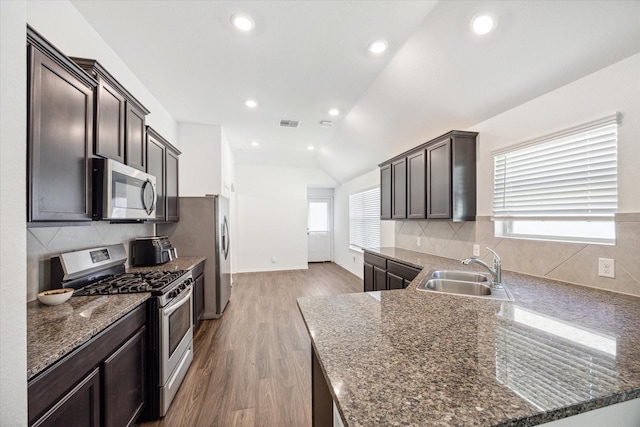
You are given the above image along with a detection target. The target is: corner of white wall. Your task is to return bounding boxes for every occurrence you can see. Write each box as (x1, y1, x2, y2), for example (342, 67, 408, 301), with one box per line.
(1, 1, 28, 425)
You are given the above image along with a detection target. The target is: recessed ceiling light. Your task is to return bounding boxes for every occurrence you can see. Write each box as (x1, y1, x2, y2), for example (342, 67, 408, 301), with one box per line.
(471, 14, 495, 35)
(368, 39, 388, 55)
(245, 99, 258, 108)
(232, 14, 255, 32)
(328, 109, 340, 116)
(251, 141, 259, 147)
(307, 145, 315, 151)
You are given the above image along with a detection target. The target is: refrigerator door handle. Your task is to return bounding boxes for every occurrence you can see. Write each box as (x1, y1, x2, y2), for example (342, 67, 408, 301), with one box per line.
(222, 216, 230, 259)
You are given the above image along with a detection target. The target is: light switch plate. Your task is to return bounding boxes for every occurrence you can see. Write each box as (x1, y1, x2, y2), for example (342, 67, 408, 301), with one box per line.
(473, 244, 480, 257)
(416, 237, 422, 246)
(598, 258, 615, 278)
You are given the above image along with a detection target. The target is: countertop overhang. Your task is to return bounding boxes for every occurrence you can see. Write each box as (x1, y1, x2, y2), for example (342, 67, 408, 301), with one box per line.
(297, 247, 640, 426)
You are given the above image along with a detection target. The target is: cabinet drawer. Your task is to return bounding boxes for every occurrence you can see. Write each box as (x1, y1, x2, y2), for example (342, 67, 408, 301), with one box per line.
(364, 252, 386, 269)
(387, 260, 421, 282)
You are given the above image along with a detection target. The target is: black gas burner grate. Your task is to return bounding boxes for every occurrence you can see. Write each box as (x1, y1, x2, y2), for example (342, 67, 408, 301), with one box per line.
(73, 270, 186, 296)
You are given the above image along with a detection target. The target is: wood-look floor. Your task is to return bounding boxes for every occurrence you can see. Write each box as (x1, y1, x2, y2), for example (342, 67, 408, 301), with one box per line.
(138, 262, 362, 427)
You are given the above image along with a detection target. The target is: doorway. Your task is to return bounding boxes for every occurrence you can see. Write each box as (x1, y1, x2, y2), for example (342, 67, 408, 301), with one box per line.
(307, 198, 332, 262)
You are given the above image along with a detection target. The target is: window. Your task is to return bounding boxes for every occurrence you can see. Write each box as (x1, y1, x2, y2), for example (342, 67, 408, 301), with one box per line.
(349, 187, 380, 250)
(493, 113, 619, 245)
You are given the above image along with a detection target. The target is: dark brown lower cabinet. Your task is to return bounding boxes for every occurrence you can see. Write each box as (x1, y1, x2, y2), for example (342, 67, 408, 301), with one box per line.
(363, 262, 374, 292)
(363, 252, 421, 292)
(28, 305, 147, 427)
(192, 261, 206, 328)
(312, 348, 333, 427)
(102, 327, 146, 427)
(363, 264, 388, 291)
(387, 272, 405, 290)
(374, 267, 387, 291)
(32, 368, 100, 427)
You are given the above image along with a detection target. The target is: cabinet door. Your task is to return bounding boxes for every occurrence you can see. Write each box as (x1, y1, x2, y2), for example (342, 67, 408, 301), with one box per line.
(166, 148, 180, 222)
(387, 272, 404, 290)
(147, 133, 166, 221)
(125, 104, 146, 171)
(102, 327, 146, 427)
(380, 165, 392, 220)
(374, 267, 387, 291)
(407, 150, 426, 219)
(95, 81, 125, 162)
(391, 158, 407, 219)
(32, 368, 100, 427)
(363, 262, 374, 292)
(194, 273, 205, 326)
(427, 139, 451, 219)
(28, 46, 93, 222)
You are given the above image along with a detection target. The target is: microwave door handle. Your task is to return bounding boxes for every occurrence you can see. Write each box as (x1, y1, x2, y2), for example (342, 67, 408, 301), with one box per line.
(142, 179, 156, 215)
(164, 288, 192, 317)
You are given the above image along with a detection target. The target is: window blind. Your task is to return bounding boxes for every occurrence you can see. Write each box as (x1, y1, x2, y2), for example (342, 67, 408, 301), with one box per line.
(493, 116, 618, 221)
(349, 187, 380, 250)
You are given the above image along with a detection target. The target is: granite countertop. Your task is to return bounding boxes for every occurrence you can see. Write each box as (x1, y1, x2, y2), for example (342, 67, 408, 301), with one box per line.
(27, 257, 205, 381)
(297, 247, 640, 427)
(127, 256, 206, 274)
(27, 293, 150, 380)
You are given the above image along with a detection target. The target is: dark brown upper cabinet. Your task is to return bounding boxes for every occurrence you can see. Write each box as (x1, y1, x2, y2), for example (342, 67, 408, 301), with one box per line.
(70, 58, 150, 172)
(380, 164, 392, 219)
(407, 150, 426, 219)
(426, 139, 451, 219)
(146, 127, 166, 221)
(379, 130, 477, 222)
(27, 27, 97, 224)
(391, 158, 407, 219)
(146, 127, 180, 222)
(165, 145, 181, 222)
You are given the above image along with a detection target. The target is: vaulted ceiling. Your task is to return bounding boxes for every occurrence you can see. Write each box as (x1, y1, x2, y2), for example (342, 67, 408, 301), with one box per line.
(71, 0, 640, 184)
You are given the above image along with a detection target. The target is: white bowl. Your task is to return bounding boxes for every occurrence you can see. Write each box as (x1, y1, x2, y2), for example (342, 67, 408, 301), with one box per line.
(38, 288, 74, 306)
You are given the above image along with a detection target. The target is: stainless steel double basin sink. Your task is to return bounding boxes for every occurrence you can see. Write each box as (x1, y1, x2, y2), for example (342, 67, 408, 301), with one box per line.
(417, 269, 513, 301)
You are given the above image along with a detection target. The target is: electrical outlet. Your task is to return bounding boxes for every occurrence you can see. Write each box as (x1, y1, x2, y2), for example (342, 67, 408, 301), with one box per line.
(598, 258, 615, 278)
(271, 256, 276, 264)
(473, 244, 480, 257)
(416, 237, 422, 246)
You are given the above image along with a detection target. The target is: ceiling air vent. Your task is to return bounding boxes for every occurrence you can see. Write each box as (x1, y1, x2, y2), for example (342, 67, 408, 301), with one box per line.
(279, 119, 300, 128)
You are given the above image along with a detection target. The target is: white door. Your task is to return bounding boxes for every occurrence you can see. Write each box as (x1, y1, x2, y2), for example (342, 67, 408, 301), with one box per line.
(307, 198, 332, 262)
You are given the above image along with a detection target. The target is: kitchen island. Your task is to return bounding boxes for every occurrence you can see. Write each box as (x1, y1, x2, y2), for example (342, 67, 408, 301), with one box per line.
(297, 248, 640, 426)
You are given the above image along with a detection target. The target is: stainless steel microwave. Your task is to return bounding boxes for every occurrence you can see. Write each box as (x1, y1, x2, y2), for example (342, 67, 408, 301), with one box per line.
(93, 158, 157, 221)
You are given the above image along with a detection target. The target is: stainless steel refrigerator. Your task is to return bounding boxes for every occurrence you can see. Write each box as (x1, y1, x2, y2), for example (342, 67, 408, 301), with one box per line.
(159, 195, 231, 318)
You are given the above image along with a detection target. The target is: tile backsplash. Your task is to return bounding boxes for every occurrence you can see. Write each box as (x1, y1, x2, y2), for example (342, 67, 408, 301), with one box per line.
(394, 214, 640, 297)
(27, 222, 153, 301)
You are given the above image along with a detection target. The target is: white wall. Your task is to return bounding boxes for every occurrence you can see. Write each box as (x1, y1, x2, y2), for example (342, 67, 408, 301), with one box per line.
(235, 164, 336, 272)
(0, 2, 27, 425)
(178, 123, 223, 196)
(26, 1, 177, 143)
(472, 53, 640, 215)
(333, 169, 395, 278)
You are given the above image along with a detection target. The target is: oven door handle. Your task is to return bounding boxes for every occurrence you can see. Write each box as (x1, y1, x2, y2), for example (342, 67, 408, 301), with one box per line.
(163, 287, 192, 317)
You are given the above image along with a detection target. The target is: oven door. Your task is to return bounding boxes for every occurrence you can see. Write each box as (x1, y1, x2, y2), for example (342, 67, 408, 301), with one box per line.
(160, 285, 193, 385)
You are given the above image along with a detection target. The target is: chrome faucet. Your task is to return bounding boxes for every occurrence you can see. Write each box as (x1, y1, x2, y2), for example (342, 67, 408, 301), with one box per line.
(462, 247, 502, 288)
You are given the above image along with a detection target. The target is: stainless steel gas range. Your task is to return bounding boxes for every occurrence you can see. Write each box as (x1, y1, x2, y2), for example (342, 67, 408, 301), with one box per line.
(51, 243, 193, 419)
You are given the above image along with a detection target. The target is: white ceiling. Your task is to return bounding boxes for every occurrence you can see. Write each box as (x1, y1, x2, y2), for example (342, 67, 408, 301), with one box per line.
(71, 0, 640, 184)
